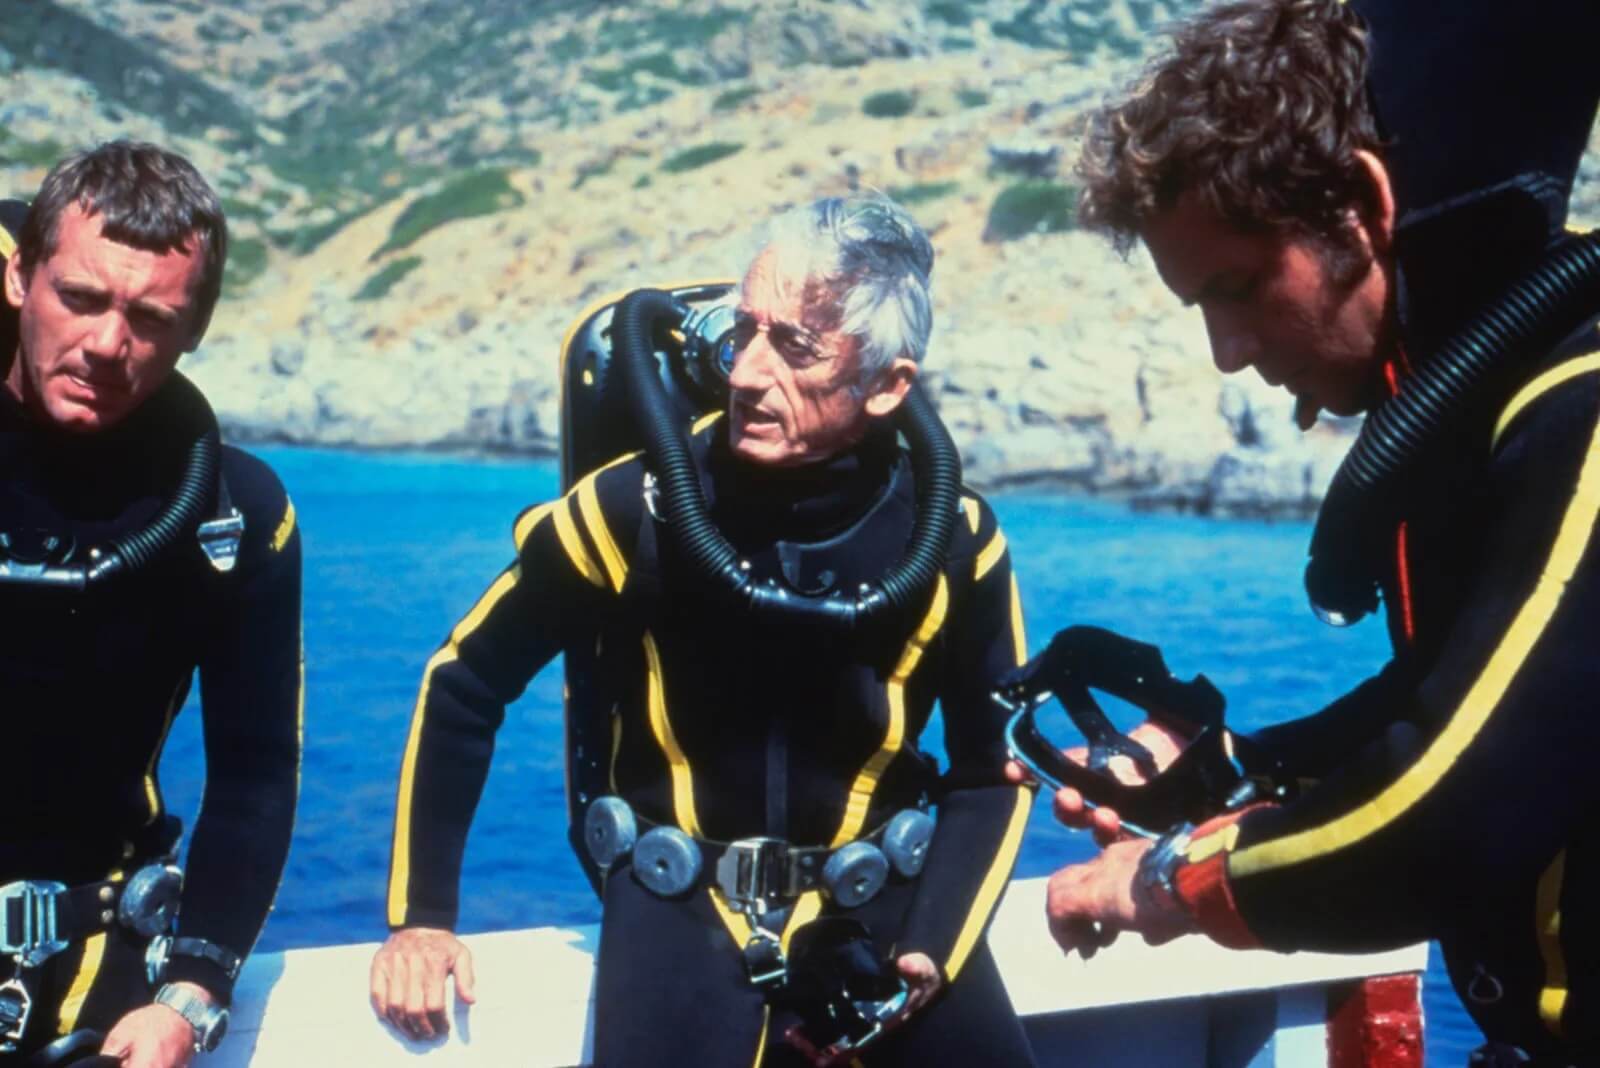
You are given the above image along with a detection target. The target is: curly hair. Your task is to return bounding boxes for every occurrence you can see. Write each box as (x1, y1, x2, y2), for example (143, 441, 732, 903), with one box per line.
(1078, 0, 1380, 263)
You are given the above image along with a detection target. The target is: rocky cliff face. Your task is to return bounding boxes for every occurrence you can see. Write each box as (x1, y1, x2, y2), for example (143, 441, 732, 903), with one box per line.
(1, 1, 1594, 517)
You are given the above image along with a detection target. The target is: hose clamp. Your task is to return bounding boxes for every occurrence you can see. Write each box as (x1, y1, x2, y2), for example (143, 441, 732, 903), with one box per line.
(196, 509, 245, 574)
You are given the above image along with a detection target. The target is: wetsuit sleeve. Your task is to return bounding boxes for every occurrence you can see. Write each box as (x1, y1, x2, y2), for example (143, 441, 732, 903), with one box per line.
(387, 458, 642, 931)
(1245, 657, 1420, 781)
(899, 498, 1033, 979)
(1177, 377, 1600, 953)
(172, 452, 303, 1003)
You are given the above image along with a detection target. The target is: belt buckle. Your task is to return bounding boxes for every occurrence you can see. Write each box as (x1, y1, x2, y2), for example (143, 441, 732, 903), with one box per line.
(716, 837, 794, 915)
(0, 881, 69, 968)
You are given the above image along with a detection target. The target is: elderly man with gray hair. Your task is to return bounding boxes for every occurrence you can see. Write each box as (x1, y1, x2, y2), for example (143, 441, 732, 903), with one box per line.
(372, 194, 1038, 1066)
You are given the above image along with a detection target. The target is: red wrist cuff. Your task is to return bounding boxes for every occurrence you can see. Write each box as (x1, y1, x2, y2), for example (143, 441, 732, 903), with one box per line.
(1171, 809, 1264, 950)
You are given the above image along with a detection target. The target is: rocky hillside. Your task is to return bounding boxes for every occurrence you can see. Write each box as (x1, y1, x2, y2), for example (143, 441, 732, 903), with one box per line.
(2, 1, 1596, 517)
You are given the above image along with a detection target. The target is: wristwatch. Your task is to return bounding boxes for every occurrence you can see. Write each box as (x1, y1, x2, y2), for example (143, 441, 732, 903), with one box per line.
(1134, 822, 1196, 917)
(154, 983, 230, 1053)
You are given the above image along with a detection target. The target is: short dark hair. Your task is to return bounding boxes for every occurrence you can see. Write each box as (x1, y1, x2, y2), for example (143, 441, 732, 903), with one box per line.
(17, 140, 228, 342)
(1078, 0, 1380, 271)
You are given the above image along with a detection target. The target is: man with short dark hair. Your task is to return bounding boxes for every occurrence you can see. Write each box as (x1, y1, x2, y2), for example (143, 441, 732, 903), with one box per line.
(1026, 1, 1600, 1062)
(1, 141, 301, 1065)
(372, 195, 1037, 1067)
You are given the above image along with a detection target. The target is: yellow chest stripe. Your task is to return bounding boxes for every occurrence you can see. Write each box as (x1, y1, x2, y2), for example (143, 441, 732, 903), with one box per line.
(643, 631, 701, 838)
(975, 530, 1008, 583)
(831, 576, 950, 848)
(1493, 355, 1600, 451)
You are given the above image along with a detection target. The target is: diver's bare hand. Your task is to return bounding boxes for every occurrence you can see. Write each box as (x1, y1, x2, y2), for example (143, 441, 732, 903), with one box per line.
(895, 952, 943, 1017)
(1044, 839, 1192, 958)
(370, 927, 477, 1041)
(101, 990, 206, 1068)
(1005, 719, 1188, 845)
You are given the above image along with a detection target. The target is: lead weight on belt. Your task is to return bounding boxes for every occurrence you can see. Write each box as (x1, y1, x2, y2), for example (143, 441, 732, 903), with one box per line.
(119, 864, 184, 938)
(632, 827, 702, 898)
(584, 796, 638, 870)
(821, 841, 888, 907)
(882, 809, 935, 878)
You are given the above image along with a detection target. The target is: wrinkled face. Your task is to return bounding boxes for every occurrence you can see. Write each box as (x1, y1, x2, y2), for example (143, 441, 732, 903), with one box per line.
(4, 203, 202, 432)
(1141, 194, 1395, 428)
(726, 246, 878, 466)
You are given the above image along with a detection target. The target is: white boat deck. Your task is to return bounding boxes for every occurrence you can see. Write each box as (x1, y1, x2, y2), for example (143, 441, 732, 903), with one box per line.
(211, 877, 1427, 1067)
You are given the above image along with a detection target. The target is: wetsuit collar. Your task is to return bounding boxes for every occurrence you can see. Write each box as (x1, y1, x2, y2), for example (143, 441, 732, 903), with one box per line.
(709, 421, 901, 543)
(0, 376, 190, 521)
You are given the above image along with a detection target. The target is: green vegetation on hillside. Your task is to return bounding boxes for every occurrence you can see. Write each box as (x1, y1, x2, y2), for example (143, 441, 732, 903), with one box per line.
(984, 181, 1079, 242)
(355, 256, 423, 302)
(862, 90, 917, 119)
(712, 86, 760, 112)
(373, 168, 524, 259)
(0, 1, 257, 146)
(889, 181, 961, 207)
(661, 142, 743, 174)
(224, 237, 269, 295)
(927, 1, 977, 26)
(0, 130, 65, 169)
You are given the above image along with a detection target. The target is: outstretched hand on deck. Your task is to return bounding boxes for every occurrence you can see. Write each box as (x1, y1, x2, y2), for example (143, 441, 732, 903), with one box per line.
(370, 927, 478, 1041)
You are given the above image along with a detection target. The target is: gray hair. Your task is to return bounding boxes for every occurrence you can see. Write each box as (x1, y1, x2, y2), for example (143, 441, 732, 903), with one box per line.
(755, 194, 935, 383)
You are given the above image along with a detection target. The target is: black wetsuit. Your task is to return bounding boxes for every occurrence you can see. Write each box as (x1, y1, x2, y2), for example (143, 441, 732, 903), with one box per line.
(1170, 2, 1600, 1062)
(389, 420, 1037, 1067)
(0, 380, 302, 1055)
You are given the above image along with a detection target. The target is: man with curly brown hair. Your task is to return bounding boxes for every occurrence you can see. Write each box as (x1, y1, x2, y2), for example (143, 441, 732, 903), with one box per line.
(1025, 0, 1600, 1062)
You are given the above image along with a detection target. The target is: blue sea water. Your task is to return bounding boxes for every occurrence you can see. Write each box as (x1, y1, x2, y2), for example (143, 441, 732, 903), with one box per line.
(155, 446, 1479, 1063)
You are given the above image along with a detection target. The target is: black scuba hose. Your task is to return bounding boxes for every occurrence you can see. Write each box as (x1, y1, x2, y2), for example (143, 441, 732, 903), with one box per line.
(88, 373, 222, 583)
(613, 288, 959, 631)
(1307, 231, 1600, 622)
(0, 372, 222, 589)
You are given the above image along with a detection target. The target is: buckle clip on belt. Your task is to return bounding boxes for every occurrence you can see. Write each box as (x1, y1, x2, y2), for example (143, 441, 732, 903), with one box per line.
(717, 838, 811, 992)
(0, 881, 67, 1052)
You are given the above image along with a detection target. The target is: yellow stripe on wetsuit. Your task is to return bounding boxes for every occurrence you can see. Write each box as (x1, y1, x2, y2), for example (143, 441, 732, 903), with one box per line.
(1537, 850, 1569, 1037)
(1231, 387, 1600, 880)
(388, 564, 524, 926)
(831, 576, 950, 847)
(390, 479, 609, 924)
(944, 569, 1031, 979)
(142, 678, 187, 825)
(1493, 354, 1600, 450)
(708, 888, 826, 1068)
(974, 530, 1008, 583)
(944, 785, 1031, 979)
(642, 631, 702, 838)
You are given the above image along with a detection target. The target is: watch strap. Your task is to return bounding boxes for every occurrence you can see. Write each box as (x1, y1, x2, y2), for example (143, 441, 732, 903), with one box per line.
(154, 982, 229, 1053)
(169, 936, 244, 980)
(1134, 822, 1195, 916)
